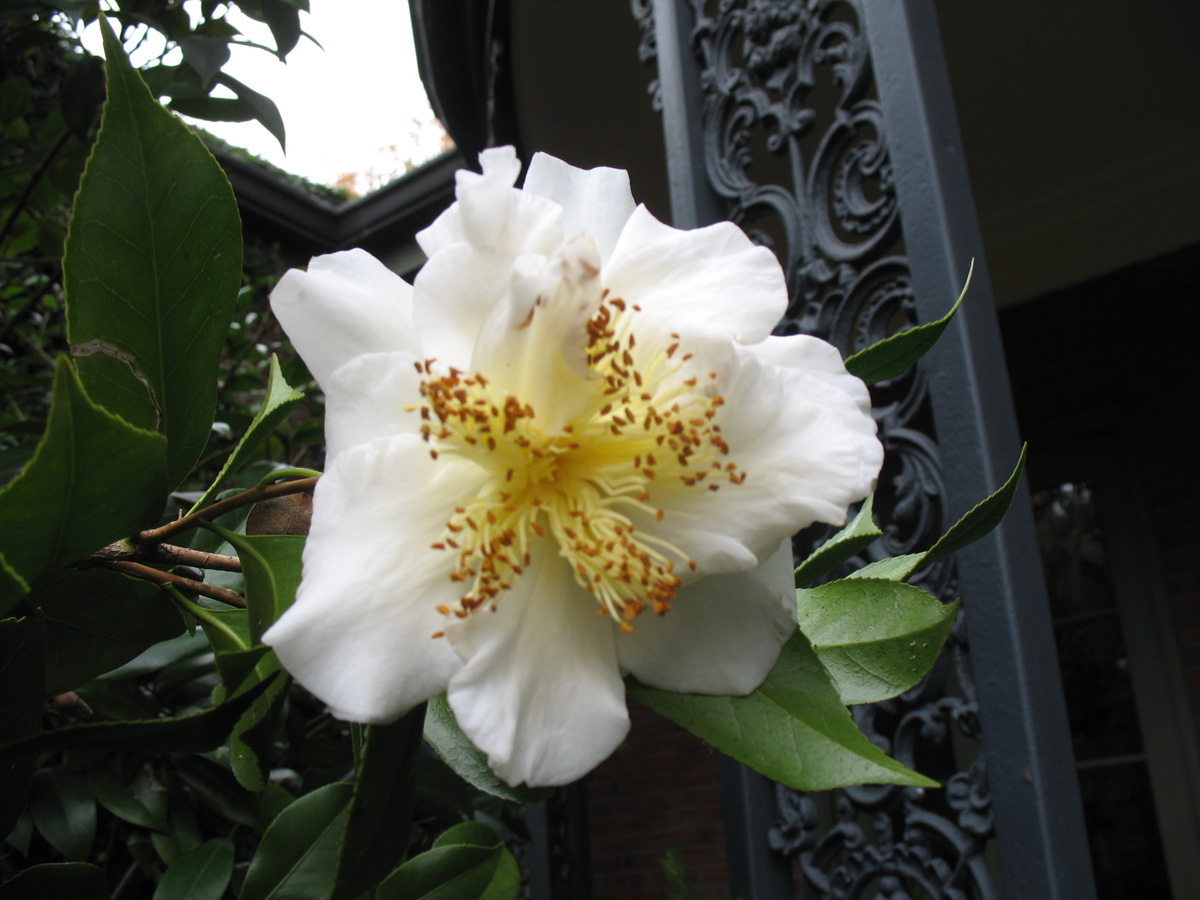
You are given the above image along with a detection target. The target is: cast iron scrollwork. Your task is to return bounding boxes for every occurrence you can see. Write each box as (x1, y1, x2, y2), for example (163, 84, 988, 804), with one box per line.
(645, 1, 1001, 897)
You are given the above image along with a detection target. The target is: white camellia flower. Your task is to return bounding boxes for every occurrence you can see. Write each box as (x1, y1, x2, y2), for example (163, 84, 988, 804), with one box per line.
(264, 147, 883, 787)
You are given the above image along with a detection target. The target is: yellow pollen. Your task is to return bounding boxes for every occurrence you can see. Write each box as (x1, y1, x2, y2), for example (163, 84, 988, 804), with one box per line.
(413, 295, 746, 630)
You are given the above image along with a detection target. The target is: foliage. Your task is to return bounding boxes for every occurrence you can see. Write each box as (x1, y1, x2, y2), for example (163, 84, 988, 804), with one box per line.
(0, 18, 1024, 899)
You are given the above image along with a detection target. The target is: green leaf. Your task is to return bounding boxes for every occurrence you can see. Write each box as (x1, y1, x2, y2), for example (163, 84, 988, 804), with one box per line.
(227, 652, 289, 792)
(629, 631, 936, 790)
(793, 494, 882, 587)
(0, 863, 107, 900)
(60, 54, 105, 140)
(333, 706, 426, 900)
(795, 578, 959, 705)
(844, 261, 973, 385)
(4, 810, 32, 856)
(0, 617, 45, 840)
(921, 444, 1027, 567)
(0, 671, 279, 762)
(479, 847, 519, 900)
(260, 0, 302, 57)
(190, 356, 304, 513)
(172, 756, 259, 828)
(845, 553, 925, 583)
(0, 357, 168, 613)
(28, 767, 96, 860)
(214, 72, 285, 150)
(197, 522, 304, 645)
(178, 35, 231, 86)
(167, 95, 256, 123)
(88, 762, 168, 832)
(35, 568, 185, 694)
(152, 838, 234, 900)
(423, 693, 552, 805)
(0, 553, 30, 611)
(377, 821, 513, 900)
(64, 19, 242, 489)
(240, 782, 353, 900)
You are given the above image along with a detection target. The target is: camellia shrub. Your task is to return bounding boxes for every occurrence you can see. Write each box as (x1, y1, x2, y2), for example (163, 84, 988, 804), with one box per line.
(0, 18, 1022, 900)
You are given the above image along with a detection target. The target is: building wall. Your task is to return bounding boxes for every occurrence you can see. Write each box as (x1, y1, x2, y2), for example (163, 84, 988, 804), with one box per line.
(585, 700, 730, 900)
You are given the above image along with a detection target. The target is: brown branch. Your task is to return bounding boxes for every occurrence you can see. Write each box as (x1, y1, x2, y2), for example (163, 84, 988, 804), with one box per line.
(92, 540, 243, 572)
(142, 476, 319, 544)
(102, 560, 246, 608)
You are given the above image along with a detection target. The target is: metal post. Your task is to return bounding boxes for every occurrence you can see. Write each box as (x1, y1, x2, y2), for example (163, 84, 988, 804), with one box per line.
(861, 2, 1097, 897)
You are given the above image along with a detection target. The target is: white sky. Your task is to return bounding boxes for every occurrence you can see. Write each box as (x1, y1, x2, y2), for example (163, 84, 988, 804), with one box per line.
(82, 1, 448, 192)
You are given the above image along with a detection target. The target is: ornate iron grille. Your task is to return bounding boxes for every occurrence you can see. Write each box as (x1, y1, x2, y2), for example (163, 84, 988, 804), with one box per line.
(634, 2, 1000, 897)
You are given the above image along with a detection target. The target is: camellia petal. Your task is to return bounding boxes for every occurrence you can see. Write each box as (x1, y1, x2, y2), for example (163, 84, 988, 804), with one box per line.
(321, 352, 424, 464)
(604, 205, 787, 344)
(265, 147, 883, 786)
(444, 551, 629, 787)
(263, 436, 476, 723)
(269, 248, 417, 387)
(617, 540, 797, 695)
(522, 152, 636, 265)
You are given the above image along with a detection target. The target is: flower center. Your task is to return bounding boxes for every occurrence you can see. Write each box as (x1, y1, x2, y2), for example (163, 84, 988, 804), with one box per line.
(414, 294, 746, 632)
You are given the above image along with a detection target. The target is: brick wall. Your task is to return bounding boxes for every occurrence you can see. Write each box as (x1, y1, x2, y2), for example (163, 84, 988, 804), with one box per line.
(585, 699, 730, 900)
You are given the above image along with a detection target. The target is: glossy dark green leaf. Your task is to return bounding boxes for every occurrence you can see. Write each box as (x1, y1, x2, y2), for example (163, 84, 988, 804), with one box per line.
(424, 693, 552, 805)
(214, 72, 285, 150)
(36, 568, 184, 694)
(0, 617, 44, 839)
(88, 761, 168, 832)
(333, 706, 426, 900)
(60, 54, 105, 140)
(99, 630, 211, 681)
(240, 782, 353, 900)
(64, 20, 242, 488)
(629, 631, 937, 790)
(172, 755, 259, 828)
(0, 671, 278, 761)
(150, 792, 205, 865)
(178, 35, 231, 86)
(377, 821, 512, 900)
(0, 357, 167, 614)
(846, 553, 925, 583)
(260, 0, 302, 56)
(844, 261, 973, 385)
(793, 494, 882, 587)
(168, 95, 255, 123)
(198, 522, 304, 644)
(190, 356, 304, 513)
(0, 554, 29, 610)
(0, 863, 107, 900)
(4, 810, 32, 856)
(921, 444, 1027, 567)
(795, 579, 959, 705)
(227, 652, 289, 792)
(152, 838, 234, 900)
(29, 767, 96, 860)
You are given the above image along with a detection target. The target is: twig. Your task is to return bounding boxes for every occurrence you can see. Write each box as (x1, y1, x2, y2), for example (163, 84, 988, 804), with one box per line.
(92, 540, 243, 572)
(141, 476, 319, 543)
(101, 560, 246, 608)
(0, 129, 71, 250)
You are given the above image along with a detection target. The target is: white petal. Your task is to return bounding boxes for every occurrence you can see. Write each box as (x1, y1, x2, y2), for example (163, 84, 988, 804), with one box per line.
(751, 334, 873, 419)
(269, 249, 416, 388)
(523, 153, 636, 265)
(444, 553, 629, 787)
(604, 206, 786, 344)
(633, 333, 881, 573)
(618, 540, 796, 694)
(411, 244, 520, 370)
(264, 436, 482, 723)
(322, 352, 424, 463)
(417, 148, 562, 260)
